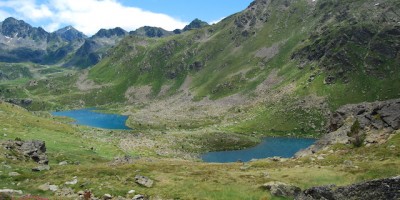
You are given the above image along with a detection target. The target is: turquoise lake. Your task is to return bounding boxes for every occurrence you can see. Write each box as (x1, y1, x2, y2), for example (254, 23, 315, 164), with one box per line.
(51, 109, 315, 162)
(202, 137, 315, 163)
(52, 108, 131, 130)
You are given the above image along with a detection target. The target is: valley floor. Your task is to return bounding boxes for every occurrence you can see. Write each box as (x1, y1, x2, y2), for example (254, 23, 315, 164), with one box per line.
(0, 101, 399, 200)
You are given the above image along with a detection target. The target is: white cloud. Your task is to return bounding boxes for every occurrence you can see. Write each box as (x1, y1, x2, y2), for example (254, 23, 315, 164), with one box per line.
(0, 10, 11, 21)
(44, 22, 62, 33)
(0, 0, 53, 21)
(209, 17, 225, 25)
(0, 0, 188, 35)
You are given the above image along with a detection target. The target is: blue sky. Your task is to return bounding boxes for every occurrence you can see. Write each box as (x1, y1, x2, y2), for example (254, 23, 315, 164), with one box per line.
(0, 0, 253, 35)
(120, 0, 253, 23)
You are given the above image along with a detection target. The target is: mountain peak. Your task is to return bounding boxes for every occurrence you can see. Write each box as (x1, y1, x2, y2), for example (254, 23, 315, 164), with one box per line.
(55, 25, 87, 41)
(130, 26, 173, 38)
(4, 17, 26, 23)
(0, 17, 51, 41)
(93, 27, 127, 38)
(183, 18, 209, 31)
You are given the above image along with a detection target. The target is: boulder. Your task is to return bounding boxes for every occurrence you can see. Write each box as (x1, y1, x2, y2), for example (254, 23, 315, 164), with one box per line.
(103, 194, 112, 200)
(49, 185, 59, 192)
(262, 181, 301, 198)
(38, 183, 58, 192)
(296, 176, 400, 200)
(2, 140, 49, 165)
(128, 190, 136, 194)
(0, 189, 23, 195)
(135, 175, 154, 188)
(132, 194, 145, 200)
(296, 185, 336, 200)
(8, 172, 20, 177)
(32, 165, 50, 172)
(59, 161, 68, 166)
(65, 177, 78, 185)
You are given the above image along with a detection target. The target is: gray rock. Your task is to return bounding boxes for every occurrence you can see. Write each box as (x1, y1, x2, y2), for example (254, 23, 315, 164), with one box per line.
(132, 194, 145, 200)
(55, 187, 76, 198)
(297, 99, 400, 157)
(38, 183, 50, 191)
(8, 172, 20, 176)
(49, 185, 59, 192)
(2, 140, 49, 164)
(128, 190, 136, 194)
(0, 189, 23, 195)
(110, 155, 134, 166)
(296, 176, 400, 200)
(296, 185, 336, 200)
(329, 98, 400, 132)
(32, 165, 50, 172)
(3, 165, 12, 169)
(135, 175, 154, 188)
(103, 194, 112, 200)
(379, 102, 400, 129)
(38, 183, 58, 192)
(343, 160, 353, 168)
(65, 177, 78, 185)
(59, 161, 68, 166)
(262, 181, 301, 198)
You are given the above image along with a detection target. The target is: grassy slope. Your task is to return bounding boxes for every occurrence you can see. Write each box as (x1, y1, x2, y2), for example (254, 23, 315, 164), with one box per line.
(0, 102, 124, 162)
(43, 0, 397, 133)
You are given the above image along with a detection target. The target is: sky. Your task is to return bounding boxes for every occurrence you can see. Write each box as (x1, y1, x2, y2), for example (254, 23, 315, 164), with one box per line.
(0, 0, 253, 36)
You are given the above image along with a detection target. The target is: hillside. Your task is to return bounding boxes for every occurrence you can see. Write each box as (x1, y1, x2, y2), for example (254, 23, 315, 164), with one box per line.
(18, 0, 399, 135)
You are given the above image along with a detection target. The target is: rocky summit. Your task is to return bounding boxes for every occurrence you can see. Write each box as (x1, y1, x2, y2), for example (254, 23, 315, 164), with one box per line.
(0, 0, 399, 199)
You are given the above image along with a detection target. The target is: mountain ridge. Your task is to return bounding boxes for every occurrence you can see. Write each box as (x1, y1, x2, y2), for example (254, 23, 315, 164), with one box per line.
(0, 17, 207, 68)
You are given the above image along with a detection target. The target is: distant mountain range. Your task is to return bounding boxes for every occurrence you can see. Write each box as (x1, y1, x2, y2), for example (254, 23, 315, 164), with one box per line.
(0, 17, 209, 68)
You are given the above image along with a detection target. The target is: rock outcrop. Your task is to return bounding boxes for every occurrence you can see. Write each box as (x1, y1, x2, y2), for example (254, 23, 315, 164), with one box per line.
(1, 140, 49, 165)
(296, 176, 400, 200)
(296, 99, 400, 157)
(5, 98, 33, 107)
(329, 98, 400, 132)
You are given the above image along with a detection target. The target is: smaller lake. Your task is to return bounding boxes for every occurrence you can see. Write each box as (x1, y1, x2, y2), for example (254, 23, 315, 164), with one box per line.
(202, 137, 315, 163)
(52, 108, 131, 130)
